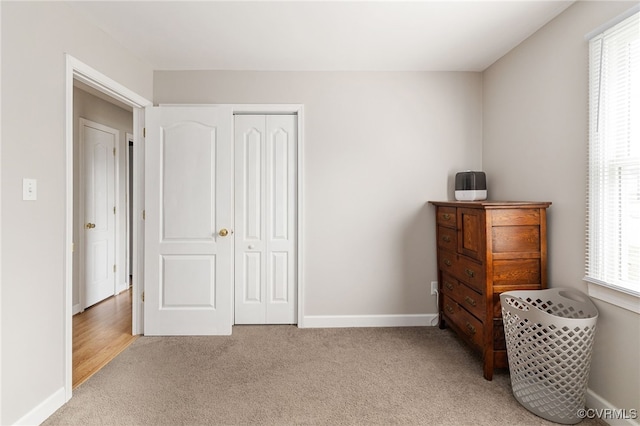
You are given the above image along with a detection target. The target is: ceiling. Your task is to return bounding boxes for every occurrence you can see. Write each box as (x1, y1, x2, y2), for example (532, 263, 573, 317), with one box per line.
(66, 1, 575, 72)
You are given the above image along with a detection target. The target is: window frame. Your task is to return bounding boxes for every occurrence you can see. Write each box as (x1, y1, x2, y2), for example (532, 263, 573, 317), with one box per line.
(585, 6, 640, 314)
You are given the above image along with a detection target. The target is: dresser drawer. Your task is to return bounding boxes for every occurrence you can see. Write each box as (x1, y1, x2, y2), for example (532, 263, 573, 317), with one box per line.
(437, 226, 457, 251)
(440, 272, 485, 320)
(443, 295, 483, 349)
(438, 249, 485, 293)
(436, 207, 457, 228)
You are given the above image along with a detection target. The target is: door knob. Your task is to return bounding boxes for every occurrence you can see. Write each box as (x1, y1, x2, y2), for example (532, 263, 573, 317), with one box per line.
(85, 223, 95, 229)
(218, 228, 229, 237)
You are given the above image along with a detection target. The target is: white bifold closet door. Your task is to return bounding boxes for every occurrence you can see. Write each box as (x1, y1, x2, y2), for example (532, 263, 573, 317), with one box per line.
(234, 115, 297, 324)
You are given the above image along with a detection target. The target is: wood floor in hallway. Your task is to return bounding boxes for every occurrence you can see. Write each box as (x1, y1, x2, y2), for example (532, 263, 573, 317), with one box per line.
(73, 288, 137, 389)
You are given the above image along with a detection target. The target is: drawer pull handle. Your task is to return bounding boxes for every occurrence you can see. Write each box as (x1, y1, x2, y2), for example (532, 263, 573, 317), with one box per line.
(444, 281, 454, 291)
(442, 235, 451, 243)
(465, 322, 476, 335)
(445, 305, 454, 314)
(465, 268, 475, 278)
(442, 213, 452, 221)
(464, 296, 477, 307)
(444, 259, 452, 267)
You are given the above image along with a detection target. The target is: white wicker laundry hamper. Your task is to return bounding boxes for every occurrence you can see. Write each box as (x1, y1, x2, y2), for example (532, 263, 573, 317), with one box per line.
(500, 288, 598, 425)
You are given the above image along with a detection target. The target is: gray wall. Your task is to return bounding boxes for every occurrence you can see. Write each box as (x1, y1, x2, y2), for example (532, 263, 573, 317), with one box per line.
(0, 2, 153, 424)
(483, 0, 639, 413)
(73, 88, 133, 310)
(154, 71, 483, 318)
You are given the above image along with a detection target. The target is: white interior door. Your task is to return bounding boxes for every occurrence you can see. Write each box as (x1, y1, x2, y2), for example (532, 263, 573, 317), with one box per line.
(80, 118, 117, 309)
(144, 106, 233, 335)
(234, 115, 297, 324)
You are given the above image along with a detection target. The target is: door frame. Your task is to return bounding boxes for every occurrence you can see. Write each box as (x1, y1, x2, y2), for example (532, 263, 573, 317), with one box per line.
(64, 55, 151, 401)
(77, 118, 119, 310)
(231, 105, 305, 327)
(125, 132, 134, 281)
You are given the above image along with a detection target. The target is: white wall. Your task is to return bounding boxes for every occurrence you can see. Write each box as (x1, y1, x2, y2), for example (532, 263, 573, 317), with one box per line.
(483, 0, 639, 415)
(73, 88, 133, 311)
(0, 2, 153, 424)
(155, 71, 483, 320)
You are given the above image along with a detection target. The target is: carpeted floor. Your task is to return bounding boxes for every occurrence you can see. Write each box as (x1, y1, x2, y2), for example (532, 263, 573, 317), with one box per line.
(43, 326, 600, 425)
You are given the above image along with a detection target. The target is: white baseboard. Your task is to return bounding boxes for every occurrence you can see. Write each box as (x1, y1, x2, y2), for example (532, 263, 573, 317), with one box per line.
(14, 387, 65, 426)
(586, 388, 640, 426)
(72, 303, 81, 315)
(301, 314, 438, 328)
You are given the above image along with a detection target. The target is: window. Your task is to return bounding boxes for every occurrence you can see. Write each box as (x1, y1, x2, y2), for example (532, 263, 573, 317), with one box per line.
(586, 9, 640, 312)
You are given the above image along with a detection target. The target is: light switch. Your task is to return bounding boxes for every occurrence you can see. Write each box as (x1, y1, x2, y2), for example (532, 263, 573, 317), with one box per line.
(23, 178, 37, 201)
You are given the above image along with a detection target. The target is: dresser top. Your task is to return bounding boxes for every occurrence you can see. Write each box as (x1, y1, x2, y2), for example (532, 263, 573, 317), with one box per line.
(429, 200, 551, 209)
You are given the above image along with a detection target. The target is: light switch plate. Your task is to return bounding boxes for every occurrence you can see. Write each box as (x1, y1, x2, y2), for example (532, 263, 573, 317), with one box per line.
(23, 178, 37, 201)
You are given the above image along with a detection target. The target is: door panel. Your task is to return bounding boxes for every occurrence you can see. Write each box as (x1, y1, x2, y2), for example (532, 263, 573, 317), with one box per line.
(145, 106, 232, 335)
(162, 123, 216, 240)
(244, 129, 263, 240)
(235, 115, 297, 324)
(271, 128, 290, 240)
(162, 255, 215, 307)
(271, 252, 289, 302)
(81, 119, 117, 309)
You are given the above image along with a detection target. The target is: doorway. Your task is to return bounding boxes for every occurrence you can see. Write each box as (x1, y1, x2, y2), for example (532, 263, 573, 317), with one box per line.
(72, 86, 133, 386)
(64, 54, 151, 400)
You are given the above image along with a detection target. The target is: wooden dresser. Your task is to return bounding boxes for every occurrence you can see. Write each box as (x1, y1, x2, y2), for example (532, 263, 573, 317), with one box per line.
(429, 201, 551, 380)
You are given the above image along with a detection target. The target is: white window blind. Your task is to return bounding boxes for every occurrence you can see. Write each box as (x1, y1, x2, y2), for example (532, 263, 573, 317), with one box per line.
(586, 11, 640, 296)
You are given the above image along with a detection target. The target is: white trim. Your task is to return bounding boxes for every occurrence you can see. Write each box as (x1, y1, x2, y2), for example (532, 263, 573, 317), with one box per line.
(132, 108, 145, 335)
(585, 4, 640, 40)
(302, 314, 437, 328)
(64, 55, 74, 402)
(67, 56, 150, 109)
(586, 281, 640, 315)
(72, 303, 81, 315)
(586, 388, 640, 426)
(14, 387, 66, 426)
(296, 108, 305, 327)
(125, 132, 133, 286)
(0, 2, 3, 418)
(64, 54, 151, 404)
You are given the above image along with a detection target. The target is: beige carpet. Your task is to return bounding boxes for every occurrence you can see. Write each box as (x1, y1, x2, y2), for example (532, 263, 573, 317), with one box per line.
(44, 326, 600, 425)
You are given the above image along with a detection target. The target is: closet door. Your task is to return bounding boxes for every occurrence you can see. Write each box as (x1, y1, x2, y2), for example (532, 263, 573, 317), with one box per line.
(234, 115, 297, 324)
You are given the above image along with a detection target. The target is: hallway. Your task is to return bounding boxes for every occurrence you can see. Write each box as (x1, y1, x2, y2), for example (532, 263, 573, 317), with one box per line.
(73, 288, 137, 388)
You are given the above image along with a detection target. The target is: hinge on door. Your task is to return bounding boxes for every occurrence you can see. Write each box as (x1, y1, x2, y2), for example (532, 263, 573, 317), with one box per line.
(143, 128, 146, 138)
(142, 210, 146, 220)
(142, 291, 145, 302)
(113, 264, 116, 273)
(113, 206, 116, 215)
(113, 147, 116, 156)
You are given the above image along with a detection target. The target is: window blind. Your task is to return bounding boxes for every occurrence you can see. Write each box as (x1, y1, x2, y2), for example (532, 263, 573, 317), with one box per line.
(586, 11, 640, 295)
